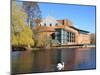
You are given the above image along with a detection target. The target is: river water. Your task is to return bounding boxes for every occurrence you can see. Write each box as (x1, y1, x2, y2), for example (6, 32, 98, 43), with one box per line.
(11, 48, 96, 74)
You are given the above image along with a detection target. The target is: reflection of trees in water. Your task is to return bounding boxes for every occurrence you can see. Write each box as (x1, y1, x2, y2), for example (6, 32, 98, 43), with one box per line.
(11, 52, 21, 74)
(12, 51, 34, 74)
(18, 51, 34, 73)
(32, 49, 54, 72)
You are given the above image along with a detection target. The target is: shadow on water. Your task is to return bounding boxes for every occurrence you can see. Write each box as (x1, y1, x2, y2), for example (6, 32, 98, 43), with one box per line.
(11, 48, 96, 74)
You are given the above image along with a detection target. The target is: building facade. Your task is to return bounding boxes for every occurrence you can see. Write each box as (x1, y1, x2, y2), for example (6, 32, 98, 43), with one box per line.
(38, 16, 90, 45)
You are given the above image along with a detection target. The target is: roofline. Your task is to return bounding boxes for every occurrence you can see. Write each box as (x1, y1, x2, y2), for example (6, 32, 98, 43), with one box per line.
(69, 26, 89, 33)
(55, 26, 89, 33)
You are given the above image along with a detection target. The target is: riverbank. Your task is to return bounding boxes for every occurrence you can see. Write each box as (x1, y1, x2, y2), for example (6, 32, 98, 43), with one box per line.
(12, 44, 96, 51)
(33, 44, 95, 50)
(52, 45, 95, 49)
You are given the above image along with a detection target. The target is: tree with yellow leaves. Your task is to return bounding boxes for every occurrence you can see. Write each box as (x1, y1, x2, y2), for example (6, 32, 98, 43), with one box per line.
(12, 1, 34, 48)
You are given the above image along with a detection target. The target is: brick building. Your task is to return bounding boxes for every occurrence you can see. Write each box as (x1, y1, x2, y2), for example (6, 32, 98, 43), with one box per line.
(38, 16, 90, 45)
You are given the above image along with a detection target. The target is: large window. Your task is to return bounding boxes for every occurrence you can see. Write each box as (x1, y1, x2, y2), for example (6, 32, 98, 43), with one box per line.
(55, 29, 76, 44)
(61, 29, 67, 44)
(67, 31, 75, 43)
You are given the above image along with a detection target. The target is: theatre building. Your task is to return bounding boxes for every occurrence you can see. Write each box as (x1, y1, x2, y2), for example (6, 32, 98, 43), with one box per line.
(38, 16, 90, 45)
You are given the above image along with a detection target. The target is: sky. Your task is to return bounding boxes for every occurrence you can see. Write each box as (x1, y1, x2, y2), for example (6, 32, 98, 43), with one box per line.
(38, 2, 96, 33)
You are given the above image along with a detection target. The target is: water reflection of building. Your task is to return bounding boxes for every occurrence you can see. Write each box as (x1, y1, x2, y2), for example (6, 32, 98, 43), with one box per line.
(39, 16, 90, 45)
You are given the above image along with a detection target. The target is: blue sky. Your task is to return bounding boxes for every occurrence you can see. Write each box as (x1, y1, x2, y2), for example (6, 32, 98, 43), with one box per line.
(38, 2, 96, 33)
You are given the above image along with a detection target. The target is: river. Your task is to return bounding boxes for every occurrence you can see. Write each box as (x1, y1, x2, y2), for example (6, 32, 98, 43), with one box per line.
(11, 47, 96, 74)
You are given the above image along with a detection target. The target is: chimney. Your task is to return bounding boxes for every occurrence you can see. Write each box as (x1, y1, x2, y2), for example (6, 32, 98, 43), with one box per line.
(63, 19, 73, 26)
(63, 19, 68, 26)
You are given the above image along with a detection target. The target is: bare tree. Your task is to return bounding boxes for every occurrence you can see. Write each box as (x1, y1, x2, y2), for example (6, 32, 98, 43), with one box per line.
(22, 1, 41, 27)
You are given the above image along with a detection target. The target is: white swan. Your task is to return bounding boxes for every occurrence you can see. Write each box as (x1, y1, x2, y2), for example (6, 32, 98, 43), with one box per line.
(56, 62, 64, 70)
